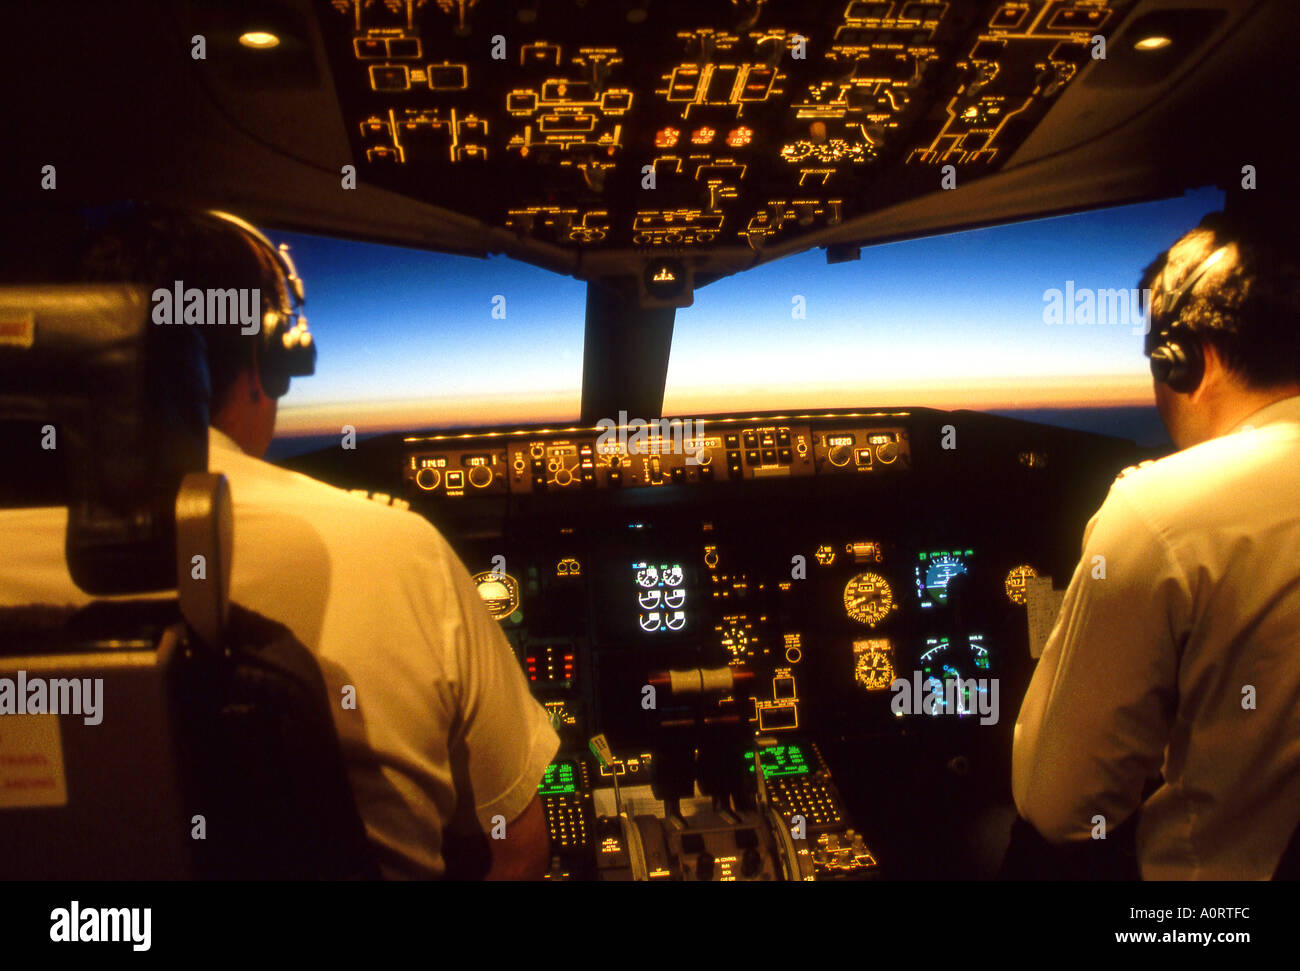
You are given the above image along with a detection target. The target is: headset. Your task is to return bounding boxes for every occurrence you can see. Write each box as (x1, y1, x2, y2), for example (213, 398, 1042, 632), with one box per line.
(1145, 244, 1231, 394)
(206, 209, 316, 399)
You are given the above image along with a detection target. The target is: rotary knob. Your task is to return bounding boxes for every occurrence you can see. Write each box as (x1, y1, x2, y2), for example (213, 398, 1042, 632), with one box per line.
(415, 468, 441, 491)
(876, 441, 899, 464)
(828, 443, 853, 467)
(468, 465, 493, 488)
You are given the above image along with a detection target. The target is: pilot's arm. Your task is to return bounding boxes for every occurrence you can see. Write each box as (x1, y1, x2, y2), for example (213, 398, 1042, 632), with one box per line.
(439, 541, 559, 879)
(1012, 479, 1188, 843)
(484, 795, 550, 880)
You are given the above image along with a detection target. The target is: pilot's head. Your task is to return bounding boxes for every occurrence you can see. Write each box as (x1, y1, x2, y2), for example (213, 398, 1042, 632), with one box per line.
(1139, 212, 1300, 449)
(79, 205, 310, 458)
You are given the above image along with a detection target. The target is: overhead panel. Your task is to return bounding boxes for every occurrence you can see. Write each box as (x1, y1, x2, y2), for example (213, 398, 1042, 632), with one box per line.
(319, 1, 1128, 256)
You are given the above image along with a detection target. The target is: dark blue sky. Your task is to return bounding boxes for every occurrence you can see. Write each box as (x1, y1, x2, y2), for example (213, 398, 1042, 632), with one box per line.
(268, 185, 1224, 439)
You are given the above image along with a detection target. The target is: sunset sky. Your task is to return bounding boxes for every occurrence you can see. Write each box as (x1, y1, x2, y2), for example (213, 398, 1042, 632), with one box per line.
(268, 185, 1224, 439)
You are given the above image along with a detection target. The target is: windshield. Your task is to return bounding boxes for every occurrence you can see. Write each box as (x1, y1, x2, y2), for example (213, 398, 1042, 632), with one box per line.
(269, 236, 587, 444)
(265, 186, 1223, 456)
(665, 185, 1224, 447)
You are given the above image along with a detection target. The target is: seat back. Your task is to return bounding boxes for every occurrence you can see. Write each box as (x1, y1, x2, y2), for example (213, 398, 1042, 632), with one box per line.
(0, 285, 373, 878)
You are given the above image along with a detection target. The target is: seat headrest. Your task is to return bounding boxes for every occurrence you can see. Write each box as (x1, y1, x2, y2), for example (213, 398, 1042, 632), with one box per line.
(0, 285, 209, 594)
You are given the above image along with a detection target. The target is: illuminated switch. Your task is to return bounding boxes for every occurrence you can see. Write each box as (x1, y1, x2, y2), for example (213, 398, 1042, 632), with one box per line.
(458, 117, 488, 137)
(724, 434, 740, 448)
(744, 450, 759, 465)
(668, 66, 701, 101)
(369, 65, 410, 92)
(444, 471, 464, 489)
(761, 448, 776, 464)
(742, 431, 758, 448)
(365, 145, 401, 164)
(387, 37, 421, 59)
(601, 90, 632, 112)
(706, 66, 739, 102)
(671, 467, 685, 482)
(779, 448, 793, 464)
(507, 91, 538, 113)
(740, 66, 775, 100)
(429, 64, 468, 90)
(353, 38, 386, 59)
(521, 42, 561, 67)
(777, 430, 791, 447)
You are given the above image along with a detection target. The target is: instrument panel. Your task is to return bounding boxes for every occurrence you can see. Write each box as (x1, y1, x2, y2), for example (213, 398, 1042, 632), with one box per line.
(286, 405, 1140, 878)
(317, 0, 1129, 256)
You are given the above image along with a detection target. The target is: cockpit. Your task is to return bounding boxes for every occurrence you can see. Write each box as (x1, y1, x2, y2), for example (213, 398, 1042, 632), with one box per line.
(1, 0, 1295, 902)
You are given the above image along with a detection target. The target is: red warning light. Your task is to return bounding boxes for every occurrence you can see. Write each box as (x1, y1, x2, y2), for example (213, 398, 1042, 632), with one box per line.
(726, 126, 753, 147)
(654, 127, 680, 148)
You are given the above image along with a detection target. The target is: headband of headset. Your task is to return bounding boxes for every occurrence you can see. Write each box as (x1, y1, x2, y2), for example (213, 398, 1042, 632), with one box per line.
(1146, 244, 1230, 393)
(206, 209, 316, 398)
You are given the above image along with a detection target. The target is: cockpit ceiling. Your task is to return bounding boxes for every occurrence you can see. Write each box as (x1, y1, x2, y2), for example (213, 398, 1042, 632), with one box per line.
(320, 0, 1131, 258)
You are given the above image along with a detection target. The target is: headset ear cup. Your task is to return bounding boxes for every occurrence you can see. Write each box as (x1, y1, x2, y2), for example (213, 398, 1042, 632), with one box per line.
(1151, 330, 1204, 393)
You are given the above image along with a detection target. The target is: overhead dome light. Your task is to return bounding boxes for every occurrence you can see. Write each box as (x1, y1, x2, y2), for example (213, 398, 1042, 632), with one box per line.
(238, 31, 281, 50)
(1133, 35, 1172, 52)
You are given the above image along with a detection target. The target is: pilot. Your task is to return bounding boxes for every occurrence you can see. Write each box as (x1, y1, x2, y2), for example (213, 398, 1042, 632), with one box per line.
(0, 205, 558, 879)
(1011, 211, 1300, 879)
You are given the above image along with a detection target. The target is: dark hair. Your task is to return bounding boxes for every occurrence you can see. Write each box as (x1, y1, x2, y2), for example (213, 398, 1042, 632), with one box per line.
(78, 204, 287, 411)
(1139, 211, 1300, 389)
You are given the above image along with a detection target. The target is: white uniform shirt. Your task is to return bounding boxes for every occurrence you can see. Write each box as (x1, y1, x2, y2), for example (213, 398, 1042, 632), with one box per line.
(1013, 394, 1300, 879)
(0, 428, 559, 878)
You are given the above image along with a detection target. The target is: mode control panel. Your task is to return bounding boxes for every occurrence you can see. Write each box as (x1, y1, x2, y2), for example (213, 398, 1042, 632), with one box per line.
(812, 426, 911, 474)
(404, 448, 509, 496)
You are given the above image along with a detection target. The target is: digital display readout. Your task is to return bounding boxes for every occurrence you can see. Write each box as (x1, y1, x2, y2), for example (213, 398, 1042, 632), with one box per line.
(744, 743, 811, 778)
(915, 549, 974, 608)
(826, 435, 854, 448)
(539, 760, 579, 796)
(633, 561, 687, 633)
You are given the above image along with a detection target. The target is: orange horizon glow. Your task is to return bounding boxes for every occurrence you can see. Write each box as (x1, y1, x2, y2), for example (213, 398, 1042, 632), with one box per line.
(274, 373, 1155, 438)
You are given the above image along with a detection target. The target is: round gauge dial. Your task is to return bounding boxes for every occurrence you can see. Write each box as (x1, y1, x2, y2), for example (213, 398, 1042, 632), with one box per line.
(472, 571, 519, 620)
(923, 555, 967, 603)
(1004, 564, 1038, 605)
(843, 572, 895, 626)
(918, 635, 991, 714)
(853, 639, 895, 690)
(720, 623, 751, 663)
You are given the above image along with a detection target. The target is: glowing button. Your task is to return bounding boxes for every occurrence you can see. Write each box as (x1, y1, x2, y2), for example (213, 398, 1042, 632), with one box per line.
(726, 126, 753, 148)
(654, 127, 680, 148)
